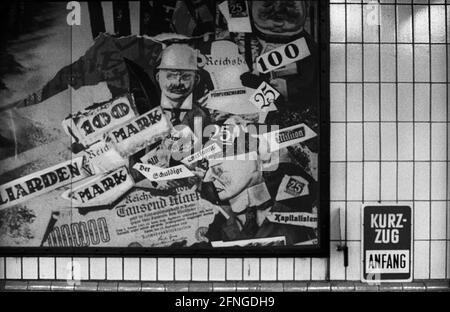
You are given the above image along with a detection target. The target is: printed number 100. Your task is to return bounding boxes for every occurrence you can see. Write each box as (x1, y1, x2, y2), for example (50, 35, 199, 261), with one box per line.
(257, 43, 300, 73)
(80, 102, 130, 136)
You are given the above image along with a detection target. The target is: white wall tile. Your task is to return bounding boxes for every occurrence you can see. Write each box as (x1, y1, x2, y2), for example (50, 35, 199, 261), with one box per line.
(346, 242, 361, 280)
(140, 258, 157, 281)
(330, 202, 345, 241)
(364, 162, 380, 201)
(226, 258, 243, 281)
(55, 257, 72, 280)
(106, 258, 123, 281)
(260, 258, 277, 281)
(73, 257, 89, 280)
(243, 258, 260, 281)
(397, 5, 413, 43)
(347, 84, 363, 121)
(364, 123, 380, 161)
(448, 201, 450, 240)
(331, 123, 347, 161)
(414, 84, 430, 122)
(348, 44, 363, 82)
(414, 241, 430, 279)
(431, 123, 447, 161)
(311, 258, 327, 280)
(413, 5, 430, 43)
(331, 83, 346, 121)
(414, 45, 430, 82)
(331, 44, 346, 82)
(192, 258, 208, 281)
(398, 162, 414, 200)
(347, 123, 363, 161)
(174, 258, 191, 281)
(294, 258, 311, 281)
(329, 242, 346, 280)
(430, 202, 447, 240)
(89, 258, 106, 280)
(381, 84, 397, 121)
(448, 241, 450, 279)
(381, 44, 396, 82)
(430, 241, 446, 279)
(331, 162, 347, 201)
(380, 5, 396, 43)
(398, 123, 414, 160)
(348, 4, 362, 42)
(157, 258, 174, 281)
(330, 5, 346, 42)
(363, 7, 379, 42)
(430, 5, 447, 42)
(380, 123, 397, 161)
(431, 84, 447, 121)
(414, 162, 430, 200)
(398, 84, 414, 121)
(364, 85, 380, 121)
(414, 202, 430, 240)
(431, 162, 448, 200)
(123, 258, 140, 281)
(0, 258, 5, 279)
(5, 257, 21, 279)
(277, 258, 294, 281)
(364, 47, 380, 82)
(414, 123, 431, 161)
(381, 162, 397, 201)
(398, 46, 413, 81)
(39, 257, 55, 280)
(431, 45, 447, 82)
(347, 202, 362, 241)
(347, 162, 363, 201)
(22, 257, 38, 280)
(209, 258, 226, 281)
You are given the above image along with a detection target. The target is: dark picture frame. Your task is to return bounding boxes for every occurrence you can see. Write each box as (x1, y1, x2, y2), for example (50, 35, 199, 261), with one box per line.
(0, 0, 330, 257)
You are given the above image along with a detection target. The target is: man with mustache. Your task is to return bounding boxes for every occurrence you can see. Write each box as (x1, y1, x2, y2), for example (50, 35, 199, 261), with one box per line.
(156, 43, 210, 131)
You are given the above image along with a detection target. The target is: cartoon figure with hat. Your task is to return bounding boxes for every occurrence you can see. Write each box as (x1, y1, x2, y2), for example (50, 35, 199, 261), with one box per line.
(156, 43, 211, 131)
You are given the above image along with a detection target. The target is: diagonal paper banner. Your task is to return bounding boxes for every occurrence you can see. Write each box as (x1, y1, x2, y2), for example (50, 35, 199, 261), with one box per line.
(181, 143, 222, 165)
(133, 163, 195, 182)
(106, 106, 172, 158)
(62, 94, 138, 146)
(257, 123, 317, 153)
(0, 156, 93, 210)
(61, 166, 134, 208)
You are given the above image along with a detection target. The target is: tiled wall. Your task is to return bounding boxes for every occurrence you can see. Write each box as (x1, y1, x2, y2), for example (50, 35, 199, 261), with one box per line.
(0, 0, 449, 283)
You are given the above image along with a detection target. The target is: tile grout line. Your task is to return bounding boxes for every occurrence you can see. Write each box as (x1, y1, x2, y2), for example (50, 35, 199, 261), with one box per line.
(427, 0, 432, 280)
(410, 0, 416, 279)
(444, 1, 449, 280)
(343, 0, 349, 282)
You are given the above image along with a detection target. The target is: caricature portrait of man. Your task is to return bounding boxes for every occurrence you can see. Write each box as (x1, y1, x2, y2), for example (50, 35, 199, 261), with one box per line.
(251, 0, 308, 40)
(156, 43, 210, 130)
(201, 129, 318, 245)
